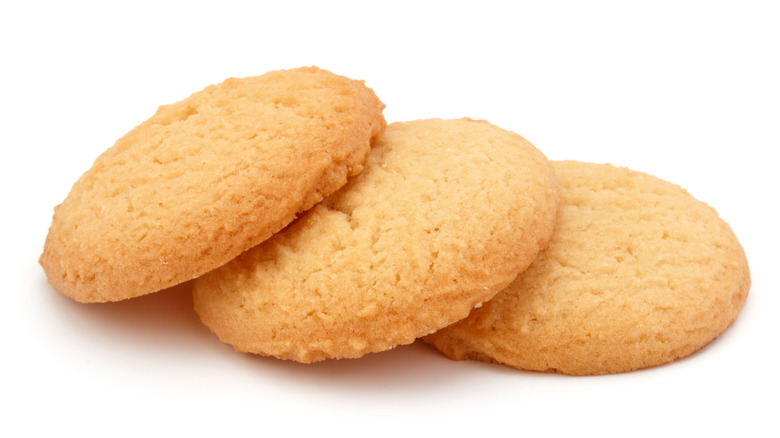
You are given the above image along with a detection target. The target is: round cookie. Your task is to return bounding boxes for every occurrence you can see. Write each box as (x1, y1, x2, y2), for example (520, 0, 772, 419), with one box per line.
(40, 67, 386, 303)
(425, 161, 750, 375)
(192, 118, 560, 363)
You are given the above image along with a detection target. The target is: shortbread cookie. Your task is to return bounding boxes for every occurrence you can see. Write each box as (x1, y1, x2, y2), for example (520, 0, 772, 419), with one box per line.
(40, 67, 386, 303)
(425, 161, 750, 375)
(192, 118, 560, 363)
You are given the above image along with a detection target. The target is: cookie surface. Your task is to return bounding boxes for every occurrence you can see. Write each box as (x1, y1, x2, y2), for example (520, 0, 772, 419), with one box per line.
(40, 67, 386, 303)
(192, 118, 560, 363)
(425, 161, 750, 375)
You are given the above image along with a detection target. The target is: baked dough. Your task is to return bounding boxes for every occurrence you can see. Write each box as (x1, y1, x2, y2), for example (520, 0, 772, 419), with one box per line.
(192, 118, 560, 362)
(425, 161, 750, 375)
(40, 67, 386, 302)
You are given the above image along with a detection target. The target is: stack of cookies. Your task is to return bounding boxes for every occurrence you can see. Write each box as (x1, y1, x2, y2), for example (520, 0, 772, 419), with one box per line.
(40, 67, 750, 375)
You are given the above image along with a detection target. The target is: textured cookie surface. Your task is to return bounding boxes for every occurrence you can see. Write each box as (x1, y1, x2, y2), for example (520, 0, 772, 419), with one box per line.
(40, 67, 386, 303)
(192, 118, 560, 363)
(425, 161, 750, 375)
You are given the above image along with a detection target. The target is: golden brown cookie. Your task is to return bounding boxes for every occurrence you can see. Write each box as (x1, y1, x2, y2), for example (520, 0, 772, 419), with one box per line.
(425, 161, 750, 375)
(40, 67, 386, 303)
(192, 118, 560, 363)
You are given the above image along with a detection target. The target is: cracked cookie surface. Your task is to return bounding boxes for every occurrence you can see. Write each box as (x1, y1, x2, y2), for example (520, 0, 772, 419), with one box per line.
(192, 118, 560, 362)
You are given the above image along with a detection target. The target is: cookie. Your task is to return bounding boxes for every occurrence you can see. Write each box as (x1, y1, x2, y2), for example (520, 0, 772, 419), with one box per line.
(40, 67, 386, 303)
(192, 118, 560, 363)
(425, 161, 750, 375)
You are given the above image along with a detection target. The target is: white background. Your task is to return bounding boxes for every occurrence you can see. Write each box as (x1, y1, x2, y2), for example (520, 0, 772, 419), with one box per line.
(2, 1, 778, 436)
